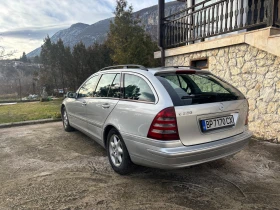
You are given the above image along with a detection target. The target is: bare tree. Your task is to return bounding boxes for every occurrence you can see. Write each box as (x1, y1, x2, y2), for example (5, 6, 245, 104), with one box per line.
(0, 37, 16, 60)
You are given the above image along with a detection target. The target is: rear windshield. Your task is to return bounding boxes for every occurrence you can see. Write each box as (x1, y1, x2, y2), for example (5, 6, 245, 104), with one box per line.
(156, 73, 245, 106)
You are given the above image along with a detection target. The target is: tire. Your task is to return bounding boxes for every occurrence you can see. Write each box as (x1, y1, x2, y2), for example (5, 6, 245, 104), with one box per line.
(62, 107, 74, 132)
(106, 128, 134, 175)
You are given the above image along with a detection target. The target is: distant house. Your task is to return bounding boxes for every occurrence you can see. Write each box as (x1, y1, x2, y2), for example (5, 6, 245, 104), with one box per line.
(155, 0, 280, 140)
(53, 88, 68, 94)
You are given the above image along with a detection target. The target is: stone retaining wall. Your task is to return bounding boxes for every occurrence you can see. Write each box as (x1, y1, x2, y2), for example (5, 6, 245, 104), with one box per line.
(165, 44, 280, 141)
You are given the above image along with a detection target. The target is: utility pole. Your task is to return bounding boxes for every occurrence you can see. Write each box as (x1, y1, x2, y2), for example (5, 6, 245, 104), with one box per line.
(33, 81, 35, 94)
(19, 78, 22, 101)
(158, 0, 165, 66)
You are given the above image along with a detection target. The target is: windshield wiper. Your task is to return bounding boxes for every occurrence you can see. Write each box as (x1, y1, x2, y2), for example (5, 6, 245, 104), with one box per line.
(181, 95, 194, 99)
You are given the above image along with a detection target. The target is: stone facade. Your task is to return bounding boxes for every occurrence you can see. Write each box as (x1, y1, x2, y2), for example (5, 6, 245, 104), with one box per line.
(165, 44, 280, 141)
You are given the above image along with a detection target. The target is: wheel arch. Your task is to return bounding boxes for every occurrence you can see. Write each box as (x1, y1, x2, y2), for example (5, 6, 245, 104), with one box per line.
(103, 124, 120, 148)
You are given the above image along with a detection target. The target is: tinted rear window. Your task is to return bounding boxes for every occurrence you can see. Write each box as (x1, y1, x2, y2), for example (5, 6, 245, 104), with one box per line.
(156, 73, 245, 106)
(94, 74, 119, 98)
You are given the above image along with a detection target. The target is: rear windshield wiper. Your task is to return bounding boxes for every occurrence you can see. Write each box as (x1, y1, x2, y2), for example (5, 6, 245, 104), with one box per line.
(181, 95, 195, 99)
(181, 94, 216, 99)
(181, 94, 238, 101)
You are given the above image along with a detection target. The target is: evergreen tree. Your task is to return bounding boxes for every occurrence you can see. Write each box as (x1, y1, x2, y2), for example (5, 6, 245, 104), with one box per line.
(33, 55, 40, 63)
(64, 46, 75, 90)
(55, 39, 67, 93)
(40, 36, 52, 67)
(40, 36, 59, 93)
(20, 52, 28, 62)
(106, 0, 160, 67)
(72, 42, 89, 87)
(87, 42, 113, 74)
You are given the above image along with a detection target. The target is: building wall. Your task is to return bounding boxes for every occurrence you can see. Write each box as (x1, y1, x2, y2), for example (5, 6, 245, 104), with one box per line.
(165, 44, 280, 141)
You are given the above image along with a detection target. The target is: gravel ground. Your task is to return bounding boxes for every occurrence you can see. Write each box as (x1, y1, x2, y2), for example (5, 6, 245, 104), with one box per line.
(0, 122, 280, 210)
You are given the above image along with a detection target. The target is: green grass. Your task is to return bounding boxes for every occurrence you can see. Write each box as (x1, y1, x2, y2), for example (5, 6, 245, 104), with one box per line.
(0, 99, 63, 124)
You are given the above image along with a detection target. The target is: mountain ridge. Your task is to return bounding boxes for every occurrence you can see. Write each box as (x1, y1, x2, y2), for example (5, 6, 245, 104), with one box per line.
(27, 1, 184, 57)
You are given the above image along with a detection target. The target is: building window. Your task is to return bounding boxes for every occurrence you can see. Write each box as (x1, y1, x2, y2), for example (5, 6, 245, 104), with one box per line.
(191, 58, 208, 69)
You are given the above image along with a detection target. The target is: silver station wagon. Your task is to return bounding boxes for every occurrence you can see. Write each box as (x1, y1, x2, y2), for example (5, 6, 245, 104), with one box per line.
(61, 65, 252, 174)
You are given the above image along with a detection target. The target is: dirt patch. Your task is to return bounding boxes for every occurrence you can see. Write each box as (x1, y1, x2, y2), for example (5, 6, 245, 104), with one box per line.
(0, 122, 279, 209)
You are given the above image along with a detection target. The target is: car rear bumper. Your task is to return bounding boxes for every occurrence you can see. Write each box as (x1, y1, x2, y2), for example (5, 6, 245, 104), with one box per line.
(123, 130, 252, 169)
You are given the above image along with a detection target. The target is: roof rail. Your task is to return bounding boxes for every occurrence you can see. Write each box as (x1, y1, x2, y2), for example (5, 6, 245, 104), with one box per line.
(159, 66, 202, 70)
(99, 64, 148, 71)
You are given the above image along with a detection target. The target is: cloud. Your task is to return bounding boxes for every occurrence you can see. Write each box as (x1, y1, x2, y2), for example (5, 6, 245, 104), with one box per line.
(0, 25, 68, 39)
(0, 0, 172, 58)
(0, 0, 115, 31)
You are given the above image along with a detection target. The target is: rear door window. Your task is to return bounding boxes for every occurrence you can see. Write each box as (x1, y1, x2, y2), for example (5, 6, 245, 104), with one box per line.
(107, 74, 121, 98)
(94, 73, 120, 98)
(156, 73, 244, 106)
(123, 74, 155, 102)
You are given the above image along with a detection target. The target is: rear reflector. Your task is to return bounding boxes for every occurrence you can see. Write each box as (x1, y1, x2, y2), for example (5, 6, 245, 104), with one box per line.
(147, 107, 179, 140)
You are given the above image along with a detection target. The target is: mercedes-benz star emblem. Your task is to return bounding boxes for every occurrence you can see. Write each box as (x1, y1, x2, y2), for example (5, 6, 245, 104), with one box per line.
(219, 103, 224, 111)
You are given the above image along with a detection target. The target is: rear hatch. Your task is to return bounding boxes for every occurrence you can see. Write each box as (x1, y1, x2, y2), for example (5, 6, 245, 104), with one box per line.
(156, 70, 248, 146)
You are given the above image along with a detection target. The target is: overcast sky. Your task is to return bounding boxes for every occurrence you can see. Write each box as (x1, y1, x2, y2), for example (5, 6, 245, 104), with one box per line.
(0, 0, 171, 58)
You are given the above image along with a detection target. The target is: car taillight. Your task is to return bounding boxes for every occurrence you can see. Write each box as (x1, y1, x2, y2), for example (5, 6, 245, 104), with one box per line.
(147, 107, 179, 140)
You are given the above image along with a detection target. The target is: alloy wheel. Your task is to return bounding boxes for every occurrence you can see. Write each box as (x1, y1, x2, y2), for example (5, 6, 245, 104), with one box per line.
(109, 134, 123, 167)
(63, 110, 68, 128)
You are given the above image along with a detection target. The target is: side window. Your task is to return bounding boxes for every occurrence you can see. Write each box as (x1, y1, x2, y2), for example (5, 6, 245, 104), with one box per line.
(124, 74, 155, 102)
(78, 75, 100, 98)
(94, 74, 120, 98)
(107, 74, 121, 98)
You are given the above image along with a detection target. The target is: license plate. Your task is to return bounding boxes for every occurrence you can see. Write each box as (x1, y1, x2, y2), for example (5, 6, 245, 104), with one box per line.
(201, 115, 235, 131)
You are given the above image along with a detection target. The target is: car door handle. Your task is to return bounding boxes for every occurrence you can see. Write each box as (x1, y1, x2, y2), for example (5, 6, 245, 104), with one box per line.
(82, 102, 87, 106)
(102, 103, 110, 109)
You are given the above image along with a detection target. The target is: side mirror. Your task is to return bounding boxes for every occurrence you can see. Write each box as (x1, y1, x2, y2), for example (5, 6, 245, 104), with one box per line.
(67, 92, 77, 98)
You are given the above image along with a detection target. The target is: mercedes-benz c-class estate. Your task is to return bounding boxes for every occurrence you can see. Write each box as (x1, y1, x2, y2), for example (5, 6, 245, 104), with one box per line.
(61, 65, 252, 174)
